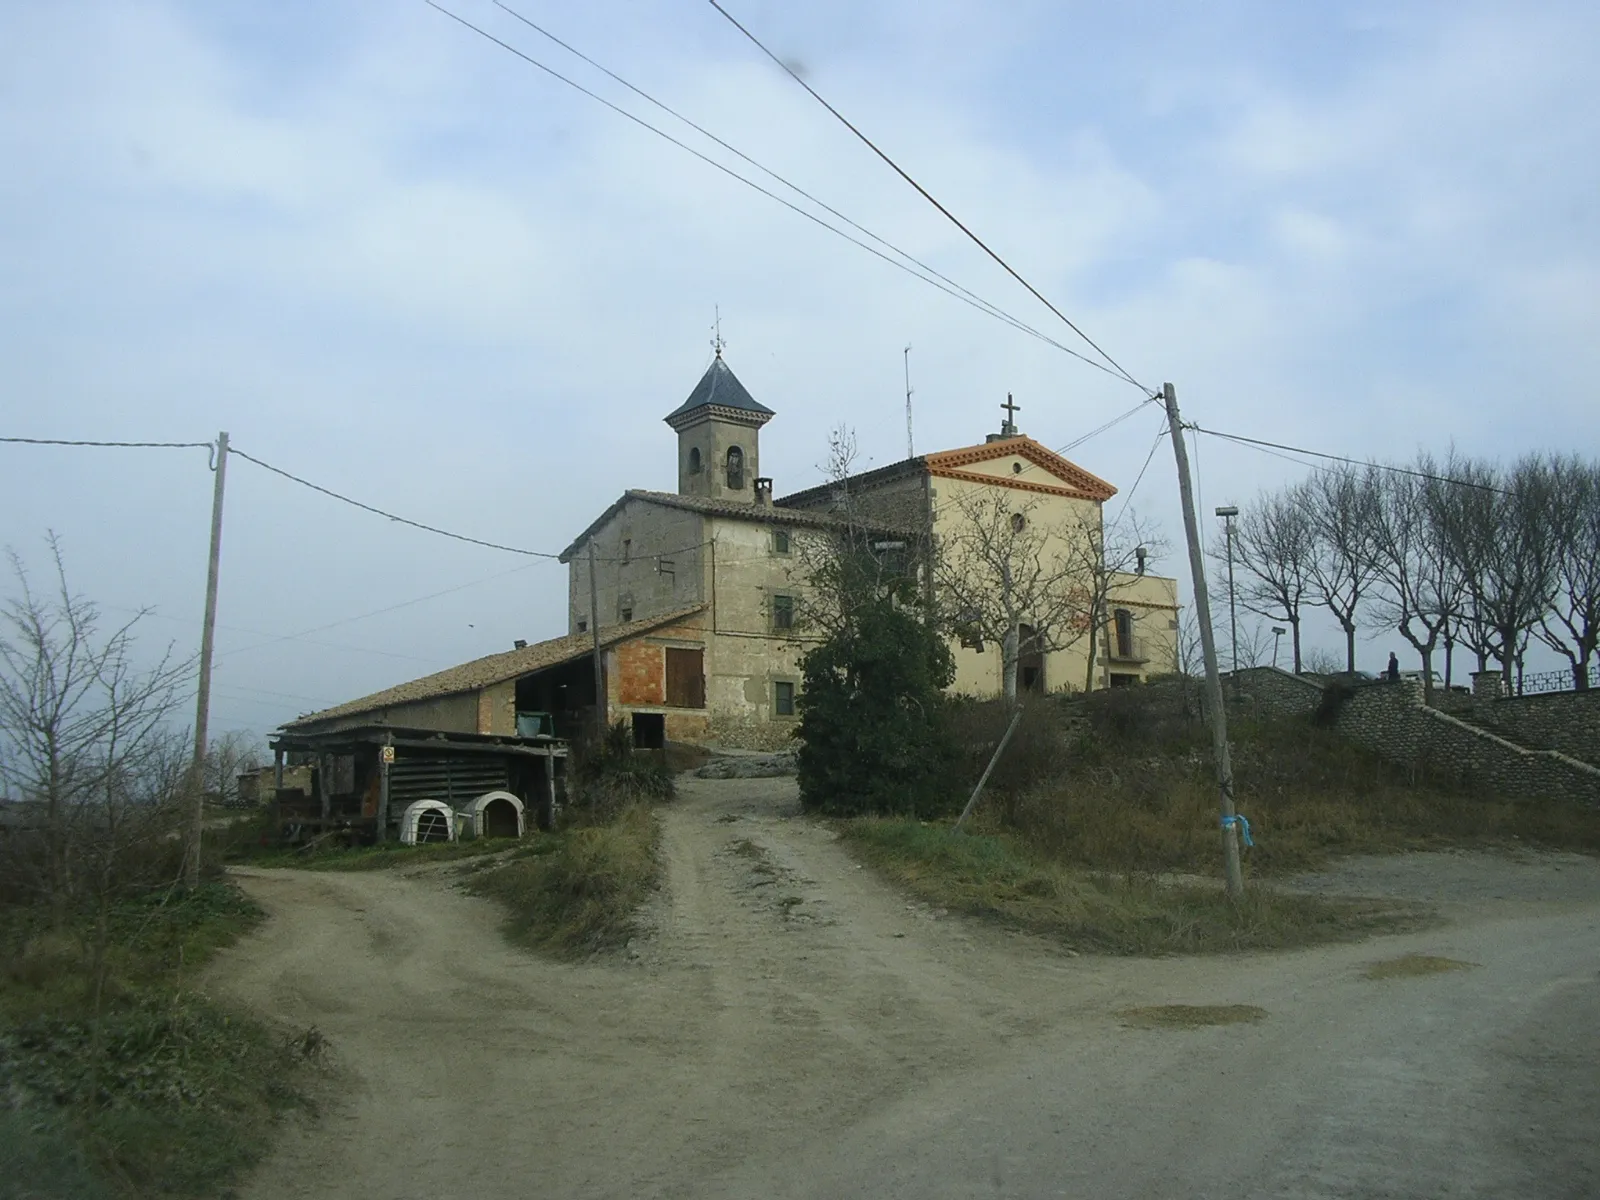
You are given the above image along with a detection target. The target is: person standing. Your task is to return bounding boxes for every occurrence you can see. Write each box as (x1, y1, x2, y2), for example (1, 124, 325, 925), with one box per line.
(1387, 652, 1400, 682)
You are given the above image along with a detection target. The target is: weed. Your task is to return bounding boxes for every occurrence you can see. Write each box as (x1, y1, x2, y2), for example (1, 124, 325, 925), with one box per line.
(840, 818, 1427, 956)
(1361, 953, 1476, 980)
(468, 803, 659, 959)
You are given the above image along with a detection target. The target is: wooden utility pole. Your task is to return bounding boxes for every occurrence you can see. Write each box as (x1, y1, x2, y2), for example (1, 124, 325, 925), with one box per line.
(187, 431, 229, 887)
(1162, 386, 1245, 900)
(587, 540, 605, 739)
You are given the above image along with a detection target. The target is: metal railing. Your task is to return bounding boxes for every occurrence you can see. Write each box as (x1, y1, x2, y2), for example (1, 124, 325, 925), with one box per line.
(1516, 665, 1597, 696)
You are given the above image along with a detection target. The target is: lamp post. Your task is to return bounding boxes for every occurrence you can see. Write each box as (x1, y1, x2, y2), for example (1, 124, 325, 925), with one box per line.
(1215, 505, 1239, 672)
(1271, 626, 1287, 670)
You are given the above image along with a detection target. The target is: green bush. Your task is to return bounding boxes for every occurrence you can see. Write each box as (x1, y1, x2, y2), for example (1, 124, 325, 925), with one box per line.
(569, 721, 675, 821)
(796, 599, 958, 817)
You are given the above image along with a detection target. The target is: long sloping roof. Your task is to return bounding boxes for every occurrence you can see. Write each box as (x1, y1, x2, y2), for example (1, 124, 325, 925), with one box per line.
(663, 356, 773, 424)
(282, 605, 707, 730)
(559, 489, 919, 561)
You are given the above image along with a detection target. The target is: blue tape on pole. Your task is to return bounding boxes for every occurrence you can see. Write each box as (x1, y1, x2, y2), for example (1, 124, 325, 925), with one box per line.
(1221, 813, 1254, 847)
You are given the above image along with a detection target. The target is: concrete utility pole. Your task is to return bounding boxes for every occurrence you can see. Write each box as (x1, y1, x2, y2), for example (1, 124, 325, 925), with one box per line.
(587, 540, 605, 739)
(1216, 505, 1240, 671)
(187, 431, 229, 888)
(1163, 387, 1244, 900)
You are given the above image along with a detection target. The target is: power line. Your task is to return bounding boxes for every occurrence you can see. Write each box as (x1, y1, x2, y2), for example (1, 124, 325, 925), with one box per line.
(492, 2, 1116, 373)
(427, 3, 1129, 383)
(706, 0, 1147, 393)
(1189, 426, 1511, 494)
(1, 436, 213, 450)
(227, 445, 566, 559)
(1109, 420, 1168, 530)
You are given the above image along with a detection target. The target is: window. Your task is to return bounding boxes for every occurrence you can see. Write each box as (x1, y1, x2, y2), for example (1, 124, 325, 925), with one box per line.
(1010, 512, 1026, 533)
(772, 593, 795, 632)
(772, 528, 791, 555)
(726, 445, 745, 490)
(1114, 608, 1134, 658)
(576, 620, 588, 633)
(622, 538, 631, 564)
(688, 447, 702, 475)
(620, 608, 633, 622)
(774, 681, 796, 717)
(665, 647, 705, 709)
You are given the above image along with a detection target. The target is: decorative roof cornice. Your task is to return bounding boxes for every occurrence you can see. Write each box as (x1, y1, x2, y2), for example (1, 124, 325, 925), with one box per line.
(924, 436, 1117, 502)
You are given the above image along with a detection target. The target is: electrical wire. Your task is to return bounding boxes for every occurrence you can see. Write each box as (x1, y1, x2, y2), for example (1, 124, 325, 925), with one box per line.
(227, 445, 565, 559)
(1108, 420, 1167, 530)
(1189, 426, 1510, 494)
(0, 437, 213, 449)
(706, 0, 1148, 393)
(426, 3, 1129, 383)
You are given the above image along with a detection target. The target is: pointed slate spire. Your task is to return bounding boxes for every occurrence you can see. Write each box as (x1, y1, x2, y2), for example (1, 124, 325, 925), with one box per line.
(664, 357, 774, 430)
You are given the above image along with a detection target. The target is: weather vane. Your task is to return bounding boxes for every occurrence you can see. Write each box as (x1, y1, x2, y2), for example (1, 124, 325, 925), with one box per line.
(711, 306, 725, 359)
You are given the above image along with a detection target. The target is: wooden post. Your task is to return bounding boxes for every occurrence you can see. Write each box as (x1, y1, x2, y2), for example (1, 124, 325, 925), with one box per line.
(272, 747, 284, 792)
(587, 541, 605, 738)
(1163, 384, 1245, 900)
(953, 706, 1024, 833)
(545, 748, 559, 830)
(187, 430, 229, 887)
(377, 735, 392, 843)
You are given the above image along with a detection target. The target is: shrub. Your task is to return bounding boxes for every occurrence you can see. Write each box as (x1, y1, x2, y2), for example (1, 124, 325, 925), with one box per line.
(569, 720, 675, 821)
(795, 599, 958, 817)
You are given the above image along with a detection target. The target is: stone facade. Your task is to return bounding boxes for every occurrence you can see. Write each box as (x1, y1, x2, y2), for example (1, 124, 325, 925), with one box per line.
(1428, 688, 1600, 768)
(1223, 667, 1324, 720)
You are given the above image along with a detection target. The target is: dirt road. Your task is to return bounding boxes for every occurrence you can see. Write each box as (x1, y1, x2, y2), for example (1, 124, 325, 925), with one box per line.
(215, 777, 1600, 1199)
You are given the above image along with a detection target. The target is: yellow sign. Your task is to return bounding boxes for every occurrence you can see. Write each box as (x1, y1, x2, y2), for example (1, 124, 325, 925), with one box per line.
(379, 745, 395, 764)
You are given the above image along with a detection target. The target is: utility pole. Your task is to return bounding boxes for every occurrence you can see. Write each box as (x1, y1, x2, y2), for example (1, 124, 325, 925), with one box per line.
(187, 431, 229, 887)
(1216, 505, 1239, 671)
(903, 344, 915, 459)
(1163, 387, 1244, 900)
(587, 540, 605, 739)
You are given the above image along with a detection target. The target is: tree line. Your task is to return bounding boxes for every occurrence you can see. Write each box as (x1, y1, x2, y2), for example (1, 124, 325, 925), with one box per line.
(1214, 453, 1600, 695)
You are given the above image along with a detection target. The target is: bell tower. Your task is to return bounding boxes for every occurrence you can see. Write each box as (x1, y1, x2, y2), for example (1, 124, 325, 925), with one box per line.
(664, 351, 774, 502)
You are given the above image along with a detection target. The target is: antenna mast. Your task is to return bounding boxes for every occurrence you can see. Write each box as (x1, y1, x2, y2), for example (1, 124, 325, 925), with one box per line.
(903, 344, 914, 458)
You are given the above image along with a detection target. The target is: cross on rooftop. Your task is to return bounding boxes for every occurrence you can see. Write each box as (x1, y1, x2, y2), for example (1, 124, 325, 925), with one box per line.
(1001, 393, 1021, 435)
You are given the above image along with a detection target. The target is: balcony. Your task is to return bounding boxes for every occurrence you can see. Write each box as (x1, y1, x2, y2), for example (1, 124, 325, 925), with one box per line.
(1103, 635, 1149, 664)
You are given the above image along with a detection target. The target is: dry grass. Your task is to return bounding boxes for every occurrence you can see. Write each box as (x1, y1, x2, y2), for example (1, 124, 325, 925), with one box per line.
(0, 884, 319, 1198)
(960, 695, 1600, 879)
(1119, 1004, 1268, 1029)
(467, 803, 659, 959)
(1361, 953, 1477, 980)
(840, 819, 1426, 956)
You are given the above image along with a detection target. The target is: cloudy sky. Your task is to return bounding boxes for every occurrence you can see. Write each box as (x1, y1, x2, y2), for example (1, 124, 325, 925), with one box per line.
(2, 0, 1596, 736)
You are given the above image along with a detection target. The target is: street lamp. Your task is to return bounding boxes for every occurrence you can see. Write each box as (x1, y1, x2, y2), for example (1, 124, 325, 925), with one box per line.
(1271, 626, 1287, 670)
(1215, 505, 1239, 672)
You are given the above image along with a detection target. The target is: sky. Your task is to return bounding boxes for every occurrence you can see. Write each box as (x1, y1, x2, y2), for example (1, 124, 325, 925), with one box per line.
(2, 0, 1597, 739)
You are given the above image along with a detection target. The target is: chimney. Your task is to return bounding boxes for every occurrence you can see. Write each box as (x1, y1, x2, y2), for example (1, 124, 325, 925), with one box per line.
(513, 639, 527, 649)
(1135, 546, 1148, 576)
(754, 476, 774, 506)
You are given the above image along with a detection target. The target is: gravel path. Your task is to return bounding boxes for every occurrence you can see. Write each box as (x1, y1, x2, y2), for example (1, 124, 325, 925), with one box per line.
(212, 779, 1600, 1199)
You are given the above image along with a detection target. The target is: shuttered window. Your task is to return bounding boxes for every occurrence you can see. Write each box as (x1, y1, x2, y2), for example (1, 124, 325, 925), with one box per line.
(665, 647, 705, 709)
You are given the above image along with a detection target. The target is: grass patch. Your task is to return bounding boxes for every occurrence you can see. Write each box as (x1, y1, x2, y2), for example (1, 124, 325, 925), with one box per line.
(1119, 1004, 1268, 1029)
(958, 695, 1600, 878)
(1361, 952, 1476, 980)
(467, 804, 659, 959)
(841, 817, 1426, 956)
(0, 884, 318, 1198)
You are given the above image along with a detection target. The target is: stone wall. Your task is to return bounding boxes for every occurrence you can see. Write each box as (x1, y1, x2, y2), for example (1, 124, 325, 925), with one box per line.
(1223, 667, 1324, 721)
(1440, 688, 1600, 768)
(1332, 680, 1600, 806)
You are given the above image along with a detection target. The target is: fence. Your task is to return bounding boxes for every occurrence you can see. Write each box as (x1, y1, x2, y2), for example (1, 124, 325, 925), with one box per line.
(1519, 665, 1598, 697)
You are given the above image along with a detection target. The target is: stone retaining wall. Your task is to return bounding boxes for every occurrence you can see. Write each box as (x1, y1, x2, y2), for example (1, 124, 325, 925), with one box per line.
(1223, 667, 1325, 721)
(1333, 680, 1600, 806)
(1444, 688, 1600, 768)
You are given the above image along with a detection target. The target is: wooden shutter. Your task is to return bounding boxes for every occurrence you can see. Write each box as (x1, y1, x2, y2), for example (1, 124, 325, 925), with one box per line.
(665, 648, 705, 709)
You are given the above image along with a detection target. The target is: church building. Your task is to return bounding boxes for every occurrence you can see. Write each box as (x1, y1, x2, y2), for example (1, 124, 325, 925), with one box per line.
(557, 352, 1181, 749)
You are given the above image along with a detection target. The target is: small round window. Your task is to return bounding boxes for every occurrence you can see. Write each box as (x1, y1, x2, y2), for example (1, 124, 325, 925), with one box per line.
(1010, 513, 1026, 533)
(1012, 461, 1023, 474)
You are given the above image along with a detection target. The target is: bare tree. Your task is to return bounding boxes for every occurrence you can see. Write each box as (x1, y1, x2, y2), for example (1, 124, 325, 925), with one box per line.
(1305, 467, 1382, 673)
(1366, 461, 1459, 703)
(0, 537, 194, 925)
(206, 729, 264, 807)
(1211, 486, 1314, 674)
(1079, 514, 1168, 692)
(934, 490, 1098, 706)
(1438, 455, 1557, 692)
(1533, 455, 1600, 690)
